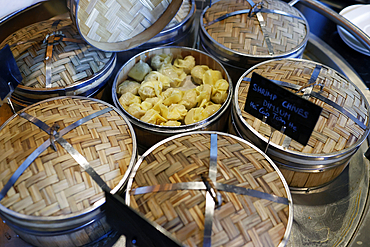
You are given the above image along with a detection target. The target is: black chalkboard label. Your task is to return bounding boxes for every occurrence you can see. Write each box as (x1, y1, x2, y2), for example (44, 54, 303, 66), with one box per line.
(244, 72, 322, 146)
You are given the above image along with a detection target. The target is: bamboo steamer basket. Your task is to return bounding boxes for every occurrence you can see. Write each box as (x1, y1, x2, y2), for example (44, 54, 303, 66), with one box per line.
(0, 18, 116, 109)
(68, 0, 183, 51)
(199, 0, 309, 85)
(112, 46, 233, 150)
(231, 58, 370, 190)
(125, 131, 293, 246)
(0, 96, 137, 247)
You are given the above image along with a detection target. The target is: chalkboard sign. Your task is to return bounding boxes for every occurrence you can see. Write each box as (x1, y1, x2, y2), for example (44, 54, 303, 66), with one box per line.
(244, 72, 322, 146)
(0, 45, 22, 101)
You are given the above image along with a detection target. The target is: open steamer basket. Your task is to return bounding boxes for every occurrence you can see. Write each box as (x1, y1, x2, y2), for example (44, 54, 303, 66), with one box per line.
(112, 46, 233, 150)
(200, 0, 309, 85)
(0, 19, 116, 109)
(125, 131, 293, 246)
(0, 97, 137, 246)
(231, 58, 370, 190)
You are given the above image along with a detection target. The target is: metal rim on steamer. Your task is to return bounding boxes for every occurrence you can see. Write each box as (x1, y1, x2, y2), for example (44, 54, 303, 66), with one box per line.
(125, 130, 293, 247)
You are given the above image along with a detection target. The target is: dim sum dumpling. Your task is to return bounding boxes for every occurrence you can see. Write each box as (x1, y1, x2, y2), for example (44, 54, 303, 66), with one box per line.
(140, 109, 167, 125)
(160, 121, 181, 127)
(179, 88, 197, 110)
(196, 84, 212, 107)
(184, 107, 204, 125)
(202, 103, 221, 119)
(203, 69, 223, 86)
(117, 80, 141, 95)
(138, 80, 164, 101)
(166, 104, 187, 121)
(144, 71, 171, 90)
(158, 64, 187, 87)
(162, 88, 184, 106)
(151, 54, 173, 70)
(174, 55, 195, 74)
(127, 103, 146, 119)
(141, 97, 161, 111)
(128, 60, 152, 82)
(191, 65, 209, 85)
(211, 79, 229, 104)
(119, 92, 141, 110)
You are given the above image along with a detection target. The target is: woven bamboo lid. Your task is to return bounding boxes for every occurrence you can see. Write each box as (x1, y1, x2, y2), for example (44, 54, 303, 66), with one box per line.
(70, 0, 183, 51)
(126, 132, 292, 246)
(235, 58, 370, 155)
(0, 19, 114, 90)
(0, 97, 136, 217)
(201, 0, 308, 62)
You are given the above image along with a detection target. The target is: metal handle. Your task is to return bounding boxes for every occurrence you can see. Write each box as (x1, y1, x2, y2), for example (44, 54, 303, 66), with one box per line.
(289, 0, 370, 52)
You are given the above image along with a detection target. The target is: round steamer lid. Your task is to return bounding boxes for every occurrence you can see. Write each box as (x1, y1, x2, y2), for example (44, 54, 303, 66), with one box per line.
(201, 0, 309, 62)
(70, 0, 183, 51)
(235, 58, 370, 155)
(0, 97, 136, 217)
(0, 19, 114, 90)
(126, 132, 292, 246)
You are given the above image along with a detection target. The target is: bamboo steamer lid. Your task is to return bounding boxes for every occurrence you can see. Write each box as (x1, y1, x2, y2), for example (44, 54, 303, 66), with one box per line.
(69, 0, 183, 51)
(125, 132, 292, 246)
(200, 0, 309, 68)
(0, 97, 136, 217)
(233, 58, 370, 188)
(0, 18, 115, 105)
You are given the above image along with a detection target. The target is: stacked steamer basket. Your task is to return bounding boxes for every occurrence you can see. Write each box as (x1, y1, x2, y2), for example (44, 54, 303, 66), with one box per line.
(112, 47, 233, 150)
(0, 97, 137, 246)
(0, 19, 116, 109)
(200, 0, 309, 85)
(125, 131, 293, 246)
(231, 58, 370, 189)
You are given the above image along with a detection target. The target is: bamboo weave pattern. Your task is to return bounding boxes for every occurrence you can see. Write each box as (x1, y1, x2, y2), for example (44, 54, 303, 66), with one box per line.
(0, 98, 134, 217)
(128, 133, 290, 247)
(77, 0, 172, 43)
(0, 19, 113, 89)
(238, 59, 369, 154)
(203, 0, 307, 56)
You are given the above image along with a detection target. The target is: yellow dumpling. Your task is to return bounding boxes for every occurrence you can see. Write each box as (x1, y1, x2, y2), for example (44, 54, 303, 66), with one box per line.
(202, 103, 221, 119)
(138, 80, 164, 100)
(179, 88, 197, 110)
(191, 65, 209, 85)
(160, 121, 181, 127)
(184, 107, 204, 125)
(141, 97, 161, 111)
(117, 80, 141, 95)
(128, 60, 152, 82)
(158, 64, 187, 87)
(140, 109, 167, 125)
(119, 92, 141, 110)
(127, 103, 146, 119)
(211, 79, 229, 104)
(203, 69, 223, 86)
(167, 104, 187, 121)
(144, 71, 171, 90)
(151, 54, 173, 70)
(196, 84, 212, 107)
(162, 88, 184, 106)
(174, 55, 195, 74)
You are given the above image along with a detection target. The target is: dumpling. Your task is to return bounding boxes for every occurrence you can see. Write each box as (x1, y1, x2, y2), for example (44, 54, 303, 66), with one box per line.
(141, 97, 161, 111)
(117, 80, 141, 95)
(211, 79, 229, 104)
(128, 60, 152, 82)
(162, 88, 183, 106)
(160, 121, 181, 127)
(179, 88, 197, 110)
(202, 103, 221, 119)
(144, 71, 171, 90)
(127, 103, 146, 119)
(174, 55, 195, 74)
(151, 54, 173, 70)
(119, 92, 141, 110)
(203, 69, 223, 86)
(191, 65, 209, 85)
(158, 63, 187, 87)
(166, 104, 187, 121)
(138, 80, 164, 100)
(184, 107, 204, 125)
(196, 84, 212, 107)
(140, 109, 167, 125)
